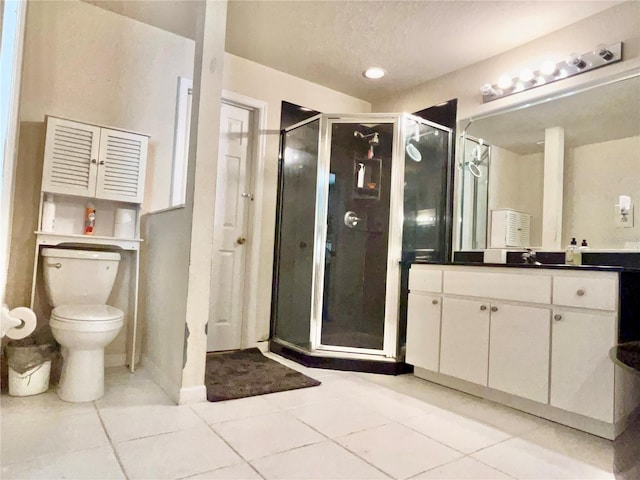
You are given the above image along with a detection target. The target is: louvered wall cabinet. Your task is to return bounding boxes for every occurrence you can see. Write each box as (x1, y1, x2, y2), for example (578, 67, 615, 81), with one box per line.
(42, 116, 148, 203)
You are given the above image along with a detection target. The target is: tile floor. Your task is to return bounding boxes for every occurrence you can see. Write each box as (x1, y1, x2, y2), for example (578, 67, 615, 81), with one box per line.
(1, 352, 638, 480)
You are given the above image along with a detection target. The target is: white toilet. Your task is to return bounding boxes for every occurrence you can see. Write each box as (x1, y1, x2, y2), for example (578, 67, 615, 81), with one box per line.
(41, 248, 124, 402)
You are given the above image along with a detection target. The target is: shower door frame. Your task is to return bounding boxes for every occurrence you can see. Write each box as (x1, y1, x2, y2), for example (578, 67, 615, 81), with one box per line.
(311, 114, 407, 359)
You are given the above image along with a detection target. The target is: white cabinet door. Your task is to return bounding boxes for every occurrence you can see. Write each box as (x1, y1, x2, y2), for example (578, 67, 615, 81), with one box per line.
(550, 310, 616, 422)
(406, 293, 441, 371)
(42, 118, 100, 197)
(489, 304, 551, 403)
(96, 128, 148, 203)
(440, 297, 490, 385)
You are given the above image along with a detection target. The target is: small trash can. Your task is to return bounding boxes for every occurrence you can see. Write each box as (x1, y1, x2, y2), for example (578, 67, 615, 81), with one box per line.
(5, 340, 57, 397)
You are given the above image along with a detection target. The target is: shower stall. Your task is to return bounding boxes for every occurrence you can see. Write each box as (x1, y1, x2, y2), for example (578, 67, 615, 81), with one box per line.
(271, 113, 452, 368)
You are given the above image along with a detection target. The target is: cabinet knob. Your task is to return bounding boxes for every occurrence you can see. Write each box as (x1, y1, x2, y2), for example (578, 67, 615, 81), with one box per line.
(432, 299, 438, 305)
(91, 159, 97, 164)
(576, 289, 585, 296)
(99, 160, 105, 165)
(554, 314, 562, 321)
(491, 306, 498, 312)
(480, 305, 487, 311)
(237, 236, 247, 245)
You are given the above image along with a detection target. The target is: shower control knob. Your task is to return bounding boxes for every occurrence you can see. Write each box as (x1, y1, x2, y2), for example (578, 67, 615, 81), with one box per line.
(237, 237, 247, 245)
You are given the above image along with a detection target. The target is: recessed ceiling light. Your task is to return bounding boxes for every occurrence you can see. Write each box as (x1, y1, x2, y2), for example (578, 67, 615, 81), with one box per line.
(363, 67, 386, 79)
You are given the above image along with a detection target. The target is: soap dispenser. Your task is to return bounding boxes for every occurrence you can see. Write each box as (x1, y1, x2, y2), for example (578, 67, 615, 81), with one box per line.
(565, 237, 580, 265)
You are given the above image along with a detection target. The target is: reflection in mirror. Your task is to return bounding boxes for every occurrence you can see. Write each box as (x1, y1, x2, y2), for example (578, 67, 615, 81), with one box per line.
(457, 136, 490, 250)
(458, 73, 640, 251)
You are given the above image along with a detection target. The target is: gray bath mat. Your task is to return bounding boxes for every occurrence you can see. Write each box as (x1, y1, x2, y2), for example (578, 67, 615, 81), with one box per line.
(205, 348, 321, 402)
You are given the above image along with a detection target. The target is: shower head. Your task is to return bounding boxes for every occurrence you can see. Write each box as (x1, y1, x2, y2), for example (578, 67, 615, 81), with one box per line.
(406, 141, 422, 162)
(354, 130, 380, 145)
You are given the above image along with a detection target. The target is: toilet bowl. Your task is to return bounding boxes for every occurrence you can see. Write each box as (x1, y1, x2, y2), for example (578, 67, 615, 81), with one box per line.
(50, 305, 123, 402)
(41, 248, 123, 402)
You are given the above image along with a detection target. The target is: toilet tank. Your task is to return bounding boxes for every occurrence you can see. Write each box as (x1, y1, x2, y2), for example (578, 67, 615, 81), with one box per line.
(41, 248, 121, 306)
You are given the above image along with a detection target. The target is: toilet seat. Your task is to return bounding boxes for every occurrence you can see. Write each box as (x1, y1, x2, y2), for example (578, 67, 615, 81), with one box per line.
(52, 304, 123, 322)
(51, 305, 123, 332)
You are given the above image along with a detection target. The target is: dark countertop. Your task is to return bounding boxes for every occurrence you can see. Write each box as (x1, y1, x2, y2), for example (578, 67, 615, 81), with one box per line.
(402, 260, 640, 273)
(610, 342, 640, 375)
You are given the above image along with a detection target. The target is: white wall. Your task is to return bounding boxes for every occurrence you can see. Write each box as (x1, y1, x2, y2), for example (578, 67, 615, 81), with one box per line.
(563, 135, 640, 248)
(139, 208, 189, 402)
(373, 2, 640, 121)
(221, 53, 371, 344)
(5, 0, 194, 363)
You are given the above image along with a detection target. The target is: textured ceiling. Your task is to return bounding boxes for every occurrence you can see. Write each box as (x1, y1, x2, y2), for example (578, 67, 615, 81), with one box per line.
(225, 0, 621, 102)
(83, 0, 621, 103)
(466, 75, 640, 155)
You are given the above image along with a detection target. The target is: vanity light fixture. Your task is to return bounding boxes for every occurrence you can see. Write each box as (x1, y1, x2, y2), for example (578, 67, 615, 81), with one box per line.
(480, 42, 623, 103)
(363, 67, 386, 79)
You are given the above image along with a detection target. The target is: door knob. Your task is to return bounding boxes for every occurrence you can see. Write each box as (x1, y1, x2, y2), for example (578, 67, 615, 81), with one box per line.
(237, 237, 247, 245)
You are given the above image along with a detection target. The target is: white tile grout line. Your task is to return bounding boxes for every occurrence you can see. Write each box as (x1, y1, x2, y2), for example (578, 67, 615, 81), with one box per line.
(93, 401, 130, 480)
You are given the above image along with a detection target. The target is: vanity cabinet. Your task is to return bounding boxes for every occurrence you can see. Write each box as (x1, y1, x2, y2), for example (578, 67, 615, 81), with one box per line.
(405, 264, 639, 440)
(550, 310, 616, 422)
(488, 303, 550, 403)
(42, 116, 148, 203)
(440, 297, 490, 385)
(406, 293, 441, 372)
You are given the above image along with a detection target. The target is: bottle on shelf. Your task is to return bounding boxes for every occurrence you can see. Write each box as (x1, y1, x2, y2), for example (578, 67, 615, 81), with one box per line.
(84, 202, 96, 235)
(41, 194, 56, 232)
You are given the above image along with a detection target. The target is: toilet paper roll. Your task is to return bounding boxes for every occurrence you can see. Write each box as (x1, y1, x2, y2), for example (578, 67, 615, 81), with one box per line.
(5, 307, 37, 340)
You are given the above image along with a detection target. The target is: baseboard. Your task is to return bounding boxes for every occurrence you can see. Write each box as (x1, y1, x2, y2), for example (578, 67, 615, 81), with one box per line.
(141, 354, 181, 404)
(105, 354, 126, 367)
(254, 341, 269, 353)
(414, 367, 617, 440)
(178, 385, 207, 405)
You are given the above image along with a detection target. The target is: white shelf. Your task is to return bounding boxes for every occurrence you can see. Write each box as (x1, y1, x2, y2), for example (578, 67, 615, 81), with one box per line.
(35, 231, 142, 251)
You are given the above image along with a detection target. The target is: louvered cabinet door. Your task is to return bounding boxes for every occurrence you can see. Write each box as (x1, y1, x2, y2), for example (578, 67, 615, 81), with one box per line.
(95, 129, 148, 203)
(42, 118, 100, 196)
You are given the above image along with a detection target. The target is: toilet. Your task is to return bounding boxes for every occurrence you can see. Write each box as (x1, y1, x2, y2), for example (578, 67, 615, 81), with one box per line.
(41, 248, 124, 402)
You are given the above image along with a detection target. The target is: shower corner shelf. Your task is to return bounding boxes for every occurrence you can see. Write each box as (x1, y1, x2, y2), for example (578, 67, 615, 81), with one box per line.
(353, 156, 382, 200)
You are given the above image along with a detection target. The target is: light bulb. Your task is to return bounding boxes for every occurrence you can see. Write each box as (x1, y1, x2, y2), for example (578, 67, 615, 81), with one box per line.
(519, 69, 534, 83)
(480, 83, 494, 96)
(498, 75, 513, 90)
(540, 60, 557, 76)
(557, 69, 568, 79)
(513, 82, 525, 93)
(537, 75, 546, 85)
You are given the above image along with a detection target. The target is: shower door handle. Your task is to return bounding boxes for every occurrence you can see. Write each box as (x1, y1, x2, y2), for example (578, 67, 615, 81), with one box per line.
(344, 211, 362, 228)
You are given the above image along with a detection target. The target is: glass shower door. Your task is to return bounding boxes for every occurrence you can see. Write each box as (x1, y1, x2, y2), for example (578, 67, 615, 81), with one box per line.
(317, 120, 395, 353)
(272, 117, 320, 348)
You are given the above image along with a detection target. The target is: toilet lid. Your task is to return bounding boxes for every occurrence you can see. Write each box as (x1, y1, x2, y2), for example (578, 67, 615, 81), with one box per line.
(52, 304, 123, 322)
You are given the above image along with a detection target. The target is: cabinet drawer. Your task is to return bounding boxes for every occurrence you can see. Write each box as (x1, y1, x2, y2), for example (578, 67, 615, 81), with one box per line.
(443, 270, 551, 304)
(409, 267, 442, 293)
(553, 275, 617, 311)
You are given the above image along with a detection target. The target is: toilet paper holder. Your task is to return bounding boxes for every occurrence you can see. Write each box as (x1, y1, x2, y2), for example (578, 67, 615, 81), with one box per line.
(1, 305, 36, 339)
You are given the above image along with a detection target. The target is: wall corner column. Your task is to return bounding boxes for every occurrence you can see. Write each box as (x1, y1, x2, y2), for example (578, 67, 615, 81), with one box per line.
(542, 126, 565, 249)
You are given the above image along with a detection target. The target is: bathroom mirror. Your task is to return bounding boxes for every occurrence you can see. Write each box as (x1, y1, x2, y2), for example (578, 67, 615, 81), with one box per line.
(457, 72, 640, 251)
